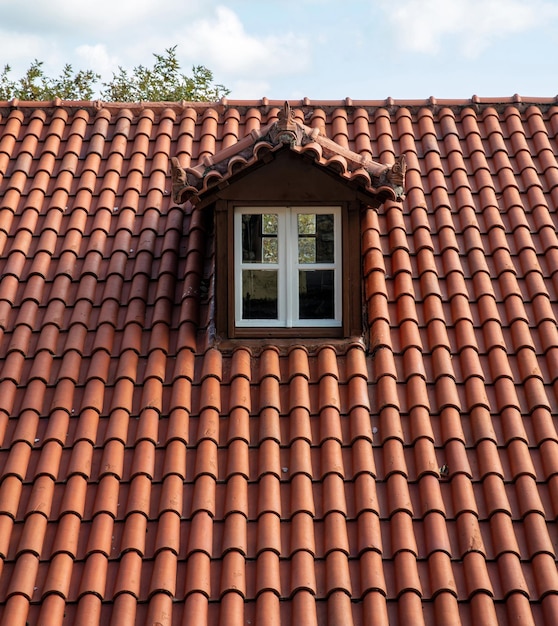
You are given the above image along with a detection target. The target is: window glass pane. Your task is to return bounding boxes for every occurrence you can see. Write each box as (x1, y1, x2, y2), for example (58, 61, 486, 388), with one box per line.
(298, 214, 316, 235)
(262, 237, 278, 263)
(242, 214, 278, 263)
(298, 237, 316, 263)
(242, 270, 278, 319)
(263, 214, 278, 235)
(316, 214, 334, 262)
(298, 213, 334, 264)
(299, 270, 334, 319)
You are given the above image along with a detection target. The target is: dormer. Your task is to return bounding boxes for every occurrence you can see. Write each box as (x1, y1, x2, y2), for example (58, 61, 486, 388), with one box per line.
(171, 102, 406, 341)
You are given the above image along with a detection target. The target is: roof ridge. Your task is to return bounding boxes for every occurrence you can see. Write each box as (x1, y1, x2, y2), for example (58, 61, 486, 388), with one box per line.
(2, 94, 558, 115)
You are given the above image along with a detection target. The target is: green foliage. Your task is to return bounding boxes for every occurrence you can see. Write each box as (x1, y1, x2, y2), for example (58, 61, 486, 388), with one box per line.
(0, 60, 100, 101)
(102, 46, 229, 102)
(0, 46, 230, 102)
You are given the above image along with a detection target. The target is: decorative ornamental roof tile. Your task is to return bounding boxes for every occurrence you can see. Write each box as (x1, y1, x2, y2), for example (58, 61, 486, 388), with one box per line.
(170, 101, 407, 205)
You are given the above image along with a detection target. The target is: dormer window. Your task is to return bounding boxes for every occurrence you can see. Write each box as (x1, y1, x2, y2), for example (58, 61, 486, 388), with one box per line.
(170, 102, 406, 342)
(235, 206, 342, 328)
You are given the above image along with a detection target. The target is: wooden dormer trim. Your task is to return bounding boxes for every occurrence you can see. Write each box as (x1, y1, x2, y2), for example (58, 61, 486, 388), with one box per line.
(211, 151, 371, 341)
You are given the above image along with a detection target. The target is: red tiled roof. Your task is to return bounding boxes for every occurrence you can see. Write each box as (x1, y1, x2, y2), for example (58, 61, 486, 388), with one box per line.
(1, 96, 558, 625)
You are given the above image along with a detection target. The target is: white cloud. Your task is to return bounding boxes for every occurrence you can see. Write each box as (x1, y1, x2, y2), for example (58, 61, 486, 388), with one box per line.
(0, 2, 311, 99)
(380, 0, 558, 56)
(75, 44, 120, 80)
(0, 0, 209, 34)
(70, 5, 313, 97)
(229, 79, 272, 99)
(180, 6, 311, 78)
(0, 31, 44, 69)
(0, 0, 214, 79)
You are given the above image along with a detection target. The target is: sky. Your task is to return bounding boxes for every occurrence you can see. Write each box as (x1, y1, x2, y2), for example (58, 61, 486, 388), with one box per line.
(1, 0, 557, 101)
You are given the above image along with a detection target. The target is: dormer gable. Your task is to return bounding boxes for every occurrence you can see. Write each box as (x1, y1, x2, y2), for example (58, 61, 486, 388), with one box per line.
(170, 102, 406, 343)
(170, 101, 406, 208)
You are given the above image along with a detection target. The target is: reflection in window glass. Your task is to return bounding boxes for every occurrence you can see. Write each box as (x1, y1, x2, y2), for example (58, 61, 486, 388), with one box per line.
(316, 214, 334, 262)
(242, 269, 278, 319)
(298, 213, 334, 264)
(297, 214, 316, 235)
(299, 270, 334, 319)
(263, 214, 278, 235)
(262, 238, 278, 263)
(298, 237, 316, 263)
(242, 214, 278, 263)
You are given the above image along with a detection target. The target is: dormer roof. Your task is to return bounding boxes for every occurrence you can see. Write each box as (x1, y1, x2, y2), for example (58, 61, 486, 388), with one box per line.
(170, 101, 406, 205)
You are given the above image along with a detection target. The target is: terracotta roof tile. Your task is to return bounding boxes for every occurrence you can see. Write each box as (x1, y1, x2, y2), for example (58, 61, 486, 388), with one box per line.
(1, 97, 558, 624)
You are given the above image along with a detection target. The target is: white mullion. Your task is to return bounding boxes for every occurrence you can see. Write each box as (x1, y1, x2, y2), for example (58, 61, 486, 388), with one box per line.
(283, 207, 293, 328)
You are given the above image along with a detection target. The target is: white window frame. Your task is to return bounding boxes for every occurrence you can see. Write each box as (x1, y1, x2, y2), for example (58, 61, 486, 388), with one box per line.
(234, 206, 342, 328)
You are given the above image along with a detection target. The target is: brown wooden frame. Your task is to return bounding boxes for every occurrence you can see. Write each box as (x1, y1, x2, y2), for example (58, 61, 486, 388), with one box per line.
(208, 149, 377, 342)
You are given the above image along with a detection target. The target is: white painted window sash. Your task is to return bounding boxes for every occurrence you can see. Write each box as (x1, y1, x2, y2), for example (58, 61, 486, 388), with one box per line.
(234, 206, 342, 328)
